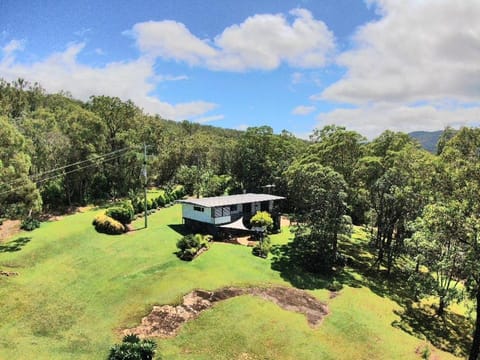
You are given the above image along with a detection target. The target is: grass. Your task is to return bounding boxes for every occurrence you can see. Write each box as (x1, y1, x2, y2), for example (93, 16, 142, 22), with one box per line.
(0, 206, 468, 359)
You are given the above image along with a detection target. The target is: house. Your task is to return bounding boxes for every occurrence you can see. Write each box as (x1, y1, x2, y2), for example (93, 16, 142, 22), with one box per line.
(177, 193, 285, 235)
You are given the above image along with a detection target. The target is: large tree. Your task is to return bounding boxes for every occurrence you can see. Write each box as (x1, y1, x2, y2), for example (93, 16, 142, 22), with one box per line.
(285, 161, 350, 273)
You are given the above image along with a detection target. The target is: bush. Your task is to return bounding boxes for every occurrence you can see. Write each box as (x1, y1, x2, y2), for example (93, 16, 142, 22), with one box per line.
(171, 185, 185, 200)
(176, 234, 211, 261)
(106, 203, 134, 225)
(108, 334, 157, 360)
(93, 215, 125, 235)
(250, 211, 273, 232)
(252, 236, 271, 258)
(20, 217, 41, 231)
(132, 197, 144, 214)
(156, 193, 166, 207)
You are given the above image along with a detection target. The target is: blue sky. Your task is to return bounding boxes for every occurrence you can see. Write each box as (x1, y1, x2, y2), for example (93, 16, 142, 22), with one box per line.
(1, 0, 479, 138)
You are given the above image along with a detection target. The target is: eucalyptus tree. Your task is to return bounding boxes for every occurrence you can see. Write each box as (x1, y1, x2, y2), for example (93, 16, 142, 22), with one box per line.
(285, 161, 350, 273)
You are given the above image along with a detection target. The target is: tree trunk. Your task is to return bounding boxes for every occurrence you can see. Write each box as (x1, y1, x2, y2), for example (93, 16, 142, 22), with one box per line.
(437, 297, 445, 317)
(469, 288, 480, 360)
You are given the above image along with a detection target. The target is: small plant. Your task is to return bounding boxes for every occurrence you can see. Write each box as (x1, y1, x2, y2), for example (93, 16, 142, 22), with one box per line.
(108, 334, 157, 360)
(20, 217, 41, 231)
(92, 214, 125, 235)
(252, 236, 271, 258)
(176, 233, 212, 261)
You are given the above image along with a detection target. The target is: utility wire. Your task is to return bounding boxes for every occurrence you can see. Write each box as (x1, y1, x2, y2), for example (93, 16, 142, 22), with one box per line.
(2, 146, 137, 188)
(0, 149, 135, 196)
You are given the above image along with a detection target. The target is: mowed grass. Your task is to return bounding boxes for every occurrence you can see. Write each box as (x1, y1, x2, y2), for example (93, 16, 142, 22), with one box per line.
(0, 205, 463, 359)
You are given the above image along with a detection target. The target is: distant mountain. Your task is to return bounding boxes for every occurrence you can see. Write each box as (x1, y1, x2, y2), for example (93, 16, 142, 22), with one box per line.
(409, 130, 443, 153)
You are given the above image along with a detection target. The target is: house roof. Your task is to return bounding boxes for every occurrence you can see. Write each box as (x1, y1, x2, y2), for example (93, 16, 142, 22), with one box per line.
(177, 193, 285, 208)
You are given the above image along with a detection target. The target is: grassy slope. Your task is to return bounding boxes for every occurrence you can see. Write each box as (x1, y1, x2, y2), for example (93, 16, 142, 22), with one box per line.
(0, 205, 463, 359)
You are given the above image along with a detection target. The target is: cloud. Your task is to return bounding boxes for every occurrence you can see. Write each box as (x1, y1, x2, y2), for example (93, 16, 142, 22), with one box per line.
(0, 41, 216, 121)
(317, 103, 480, 139)
(193, 114, 225, 124)
(322, 0, 480, 104)
(130, 20, 217, 64)
(292, 105, 316, 115)
(313, 1, 480, 137)
(130, 8, 335, 71)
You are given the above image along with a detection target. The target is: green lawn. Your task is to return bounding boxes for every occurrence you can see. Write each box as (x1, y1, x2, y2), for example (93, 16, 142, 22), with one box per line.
(0, 205, 465, 359)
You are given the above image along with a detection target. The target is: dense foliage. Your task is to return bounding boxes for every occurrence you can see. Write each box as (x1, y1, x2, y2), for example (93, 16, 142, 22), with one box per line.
(108, 334, 157, 360)
(176, 233, 212, 261)
(250, 211, 273, 232)
(92, 214, 126, 235)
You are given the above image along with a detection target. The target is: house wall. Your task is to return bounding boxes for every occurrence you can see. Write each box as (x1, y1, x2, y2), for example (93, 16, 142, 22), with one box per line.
(183, 200, 279, 226)
(182, 204, 214, 224)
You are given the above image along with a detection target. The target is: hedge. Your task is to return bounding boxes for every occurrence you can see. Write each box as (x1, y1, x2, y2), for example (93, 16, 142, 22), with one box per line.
(92, 214, 125, 235)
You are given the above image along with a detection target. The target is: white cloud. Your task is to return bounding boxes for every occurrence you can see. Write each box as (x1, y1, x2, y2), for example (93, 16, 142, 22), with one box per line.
(317, 103, 480, 139)
(193, 114, 225, 124)
(314, 0, 480, 137)
(322, 0, 480, 104)
(0, 41, 217, 121)
(130, 20, 217, 65)
(292, 105, 316, 115)
(130, 8, 335, 71)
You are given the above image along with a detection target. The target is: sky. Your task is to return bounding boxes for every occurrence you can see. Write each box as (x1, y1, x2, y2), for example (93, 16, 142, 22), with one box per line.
(1, 0, 479, 139)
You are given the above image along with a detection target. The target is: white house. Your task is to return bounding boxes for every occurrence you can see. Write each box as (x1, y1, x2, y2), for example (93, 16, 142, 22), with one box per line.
(177, 193, 284, 234)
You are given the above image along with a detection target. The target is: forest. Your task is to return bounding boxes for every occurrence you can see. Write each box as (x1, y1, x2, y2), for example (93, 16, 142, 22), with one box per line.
(2, 78, 480, 359)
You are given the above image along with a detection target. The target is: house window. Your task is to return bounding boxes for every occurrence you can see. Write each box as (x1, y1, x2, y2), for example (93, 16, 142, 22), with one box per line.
(230, 205, 237, 212)
(193, 206, 204, 212)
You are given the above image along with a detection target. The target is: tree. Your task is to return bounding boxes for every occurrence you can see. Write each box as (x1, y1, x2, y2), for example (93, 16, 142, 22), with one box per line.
(0, 116, 42, 218)
(285, 162, 350, 273)
(407, 202, 466, 315)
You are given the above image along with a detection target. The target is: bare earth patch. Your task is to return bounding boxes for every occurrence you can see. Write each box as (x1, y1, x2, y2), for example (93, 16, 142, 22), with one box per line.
(124, 286, 328, 338)
(0, 220, 21, 242)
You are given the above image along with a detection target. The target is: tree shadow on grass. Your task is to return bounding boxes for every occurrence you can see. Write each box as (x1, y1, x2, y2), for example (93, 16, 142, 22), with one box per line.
(270, 243, 361, 290)
(270, 234, 472, 356)
(0, 237, 31, 253)
(392, 301, 472, 357)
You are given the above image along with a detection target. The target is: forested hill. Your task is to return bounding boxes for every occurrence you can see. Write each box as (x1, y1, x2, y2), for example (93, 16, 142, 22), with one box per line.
(408, 130, 443, 153)
(0, 79, 308, 217)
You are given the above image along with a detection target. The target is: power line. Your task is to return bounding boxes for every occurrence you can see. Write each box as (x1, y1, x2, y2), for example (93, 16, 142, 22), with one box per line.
(2, 146, 136, 189)
(0, 149, 135, 197)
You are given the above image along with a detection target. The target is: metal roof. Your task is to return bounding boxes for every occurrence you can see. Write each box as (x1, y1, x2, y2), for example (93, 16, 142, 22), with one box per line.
(177, 193, 285, 208)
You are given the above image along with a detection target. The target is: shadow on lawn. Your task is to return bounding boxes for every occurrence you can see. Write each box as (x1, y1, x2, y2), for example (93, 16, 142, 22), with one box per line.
(270, 243, 361, 290)
(168, 224, 191, 237)
(393, 301, 472, 357)
(270, 232, 472, 356)
(0, 237, 31, 253)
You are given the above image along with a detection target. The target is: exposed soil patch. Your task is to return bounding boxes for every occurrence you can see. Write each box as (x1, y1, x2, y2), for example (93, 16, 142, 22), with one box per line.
(125, 286, 328, 338)
(0, 270, 18, 277)
(0, 220, 21, 242)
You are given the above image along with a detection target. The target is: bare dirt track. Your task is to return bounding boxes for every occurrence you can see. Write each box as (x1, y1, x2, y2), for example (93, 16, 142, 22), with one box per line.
(125, 286, 328, 338)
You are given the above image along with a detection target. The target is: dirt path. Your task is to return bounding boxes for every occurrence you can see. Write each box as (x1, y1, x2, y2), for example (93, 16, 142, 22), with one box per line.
(125, 286, 328, 338)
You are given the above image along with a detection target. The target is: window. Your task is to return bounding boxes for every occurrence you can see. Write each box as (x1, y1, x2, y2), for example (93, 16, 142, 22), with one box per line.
(230, 205, 238, 212)
(193, 206, 204, 212)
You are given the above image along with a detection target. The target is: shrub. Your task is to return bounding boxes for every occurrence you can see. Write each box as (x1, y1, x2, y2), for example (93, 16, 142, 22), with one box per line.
(156, 193, 166, 207)
(106, 204, 134, 225)
(176, 234, 211, 261)
(132, 197, 144, 214)
(108, 334, 157, 360)
(92, 215, 125, 235)
(252, 236, 271, 258)
(20, 217, 41, 231)
(250, 211, 273, 232)
(171, 185, 185, 200)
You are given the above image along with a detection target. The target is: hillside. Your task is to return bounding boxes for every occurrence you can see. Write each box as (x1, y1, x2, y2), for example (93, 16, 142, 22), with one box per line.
(0, 205, 468, 359)
(408, 130, 443, 153)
